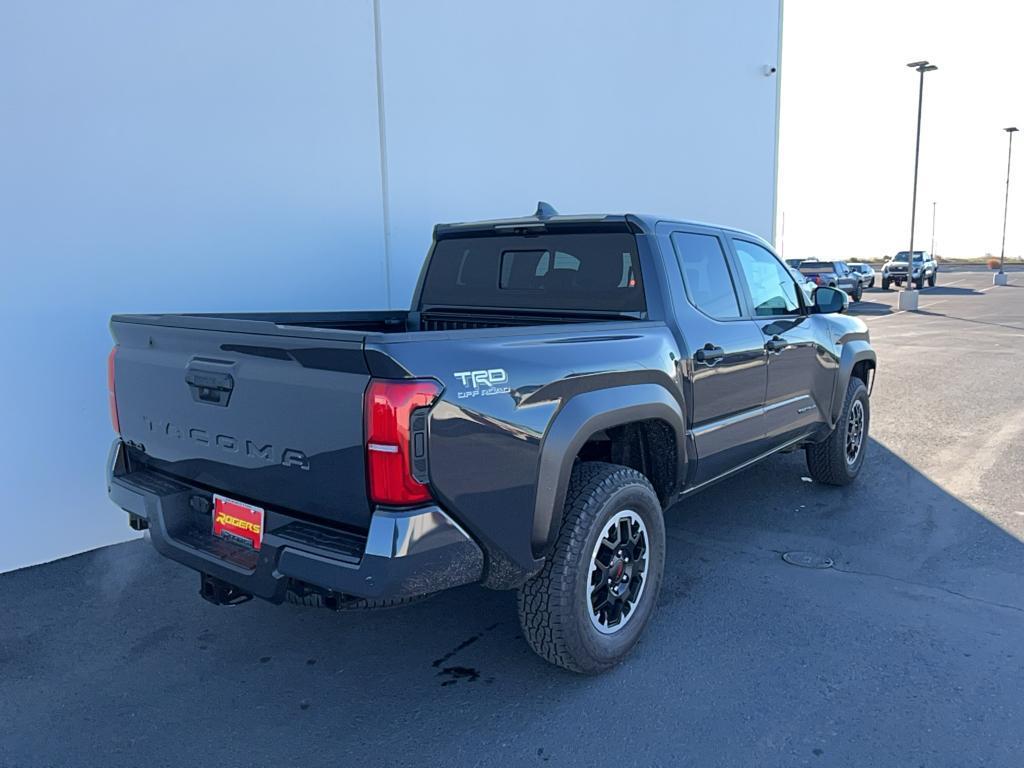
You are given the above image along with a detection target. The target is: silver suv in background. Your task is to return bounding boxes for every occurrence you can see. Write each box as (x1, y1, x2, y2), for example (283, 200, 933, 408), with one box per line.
(798, 260, 866, 302)
(881, 251, 937, 289)
(848, 263, 876, 288)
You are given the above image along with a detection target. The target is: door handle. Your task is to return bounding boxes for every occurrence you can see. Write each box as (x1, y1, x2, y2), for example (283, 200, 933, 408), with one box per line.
(765, 336, 787, 354)
(693, 343, 725, 366)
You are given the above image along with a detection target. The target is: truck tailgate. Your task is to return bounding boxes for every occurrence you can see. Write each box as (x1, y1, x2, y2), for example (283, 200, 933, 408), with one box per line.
(110, 319, 372, 531)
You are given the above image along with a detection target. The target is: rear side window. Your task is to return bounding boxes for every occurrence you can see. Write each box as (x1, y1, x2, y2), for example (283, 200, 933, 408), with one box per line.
(670, 232, 741, 319)
(732, 239, 801, 317)
(421, 232, 644, 313)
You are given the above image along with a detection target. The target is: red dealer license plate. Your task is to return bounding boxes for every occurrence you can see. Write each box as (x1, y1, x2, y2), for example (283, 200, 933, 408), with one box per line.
(212, 495, 265, 551)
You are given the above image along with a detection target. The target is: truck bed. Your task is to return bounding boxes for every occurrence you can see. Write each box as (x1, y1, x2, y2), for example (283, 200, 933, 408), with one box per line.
(112, 307, 630, 338)
(109, 307, 642, 534)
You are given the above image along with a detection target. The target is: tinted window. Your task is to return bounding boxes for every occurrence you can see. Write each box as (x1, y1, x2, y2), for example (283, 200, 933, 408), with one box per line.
(732, 240, 801, 316)
(421, 232, 644, 313)
(670, 232, 741, 319)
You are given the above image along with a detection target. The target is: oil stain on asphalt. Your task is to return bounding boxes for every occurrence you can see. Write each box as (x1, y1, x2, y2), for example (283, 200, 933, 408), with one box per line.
(431, 622, 501, 686)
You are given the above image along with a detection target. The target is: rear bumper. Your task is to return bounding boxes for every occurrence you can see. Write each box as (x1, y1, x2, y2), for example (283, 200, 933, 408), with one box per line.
(106, 441, 484, 603)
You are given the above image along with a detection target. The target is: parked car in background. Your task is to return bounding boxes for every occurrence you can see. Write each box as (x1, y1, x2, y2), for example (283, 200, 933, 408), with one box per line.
(784, 258, 804, 269)
(787, 265, 815, 302)
(799, 260, 865, 302)
(848, 262, 876, 288)
(881, 251, 937, 290)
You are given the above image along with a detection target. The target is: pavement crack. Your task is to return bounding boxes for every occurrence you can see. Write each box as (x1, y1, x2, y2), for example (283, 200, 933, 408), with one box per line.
(830, 564, 1024, 615)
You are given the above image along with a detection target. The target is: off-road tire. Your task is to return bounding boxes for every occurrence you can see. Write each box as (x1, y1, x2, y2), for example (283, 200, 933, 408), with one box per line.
(805, 377, 870, 486)
(517, 462, 665, 674)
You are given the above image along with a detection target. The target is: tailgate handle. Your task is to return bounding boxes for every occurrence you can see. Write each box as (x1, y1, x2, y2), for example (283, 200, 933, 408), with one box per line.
(185, 370, 234, 406)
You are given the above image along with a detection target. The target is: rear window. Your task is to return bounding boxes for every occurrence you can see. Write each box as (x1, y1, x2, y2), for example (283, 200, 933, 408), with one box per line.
(420, 233, 645, 313)
(799, 261, 832, 271)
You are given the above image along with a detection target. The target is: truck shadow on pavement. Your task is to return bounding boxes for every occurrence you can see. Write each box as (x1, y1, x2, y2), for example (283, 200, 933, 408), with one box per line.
(916, 285, 984, 296)
(915, 308, 1024, 331)
(2, 439, 1023, 766)
(848, 299, 894, 315)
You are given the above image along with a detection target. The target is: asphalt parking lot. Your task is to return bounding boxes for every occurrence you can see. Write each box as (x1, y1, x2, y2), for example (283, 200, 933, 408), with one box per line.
(3, 268, 1023, 768)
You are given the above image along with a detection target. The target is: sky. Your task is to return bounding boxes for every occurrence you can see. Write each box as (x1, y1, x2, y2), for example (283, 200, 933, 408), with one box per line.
(777, 0, 1023, 261)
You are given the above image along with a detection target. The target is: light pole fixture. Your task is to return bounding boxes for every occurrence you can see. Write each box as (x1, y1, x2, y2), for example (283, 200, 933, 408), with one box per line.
(995, 126, 1018, 286)
(900, 60, 938, 311)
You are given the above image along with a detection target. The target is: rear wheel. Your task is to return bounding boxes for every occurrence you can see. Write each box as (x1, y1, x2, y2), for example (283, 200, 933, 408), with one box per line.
(805, 377, 869, 486)
(518, 462, 665, 674)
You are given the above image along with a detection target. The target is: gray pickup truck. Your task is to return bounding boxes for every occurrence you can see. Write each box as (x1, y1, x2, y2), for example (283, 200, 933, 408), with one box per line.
(881, 250, 938, 289)
(106, 204, 876, 673)
(799, 260, 866, 302)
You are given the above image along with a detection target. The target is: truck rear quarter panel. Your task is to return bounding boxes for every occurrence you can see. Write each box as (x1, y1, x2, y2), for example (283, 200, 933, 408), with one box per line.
(373, 322, 684, 585)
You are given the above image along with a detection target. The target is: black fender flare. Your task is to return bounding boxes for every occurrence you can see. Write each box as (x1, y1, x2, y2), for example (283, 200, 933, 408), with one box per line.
(531, 383, 686, 558)
(830, 341, 876, 425)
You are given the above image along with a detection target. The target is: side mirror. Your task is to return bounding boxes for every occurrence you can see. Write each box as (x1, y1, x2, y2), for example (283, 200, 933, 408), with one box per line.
(813, 286, 847, 314)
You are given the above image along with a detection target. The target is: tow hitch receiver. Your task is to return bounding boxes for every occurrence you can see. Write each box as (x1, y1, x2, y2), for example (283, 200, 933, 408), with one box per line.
(199, 573, 253, 606)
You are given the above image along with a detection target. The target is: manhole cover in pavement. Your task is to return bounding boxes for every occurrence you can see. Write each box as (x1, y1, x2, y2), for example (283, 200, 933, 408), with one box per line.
(782, 551, 834, 569)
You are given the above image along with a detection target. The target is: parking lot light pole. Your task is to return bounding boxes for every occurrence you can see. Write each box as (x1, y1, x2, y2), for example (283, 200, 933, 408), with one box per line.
(900, 61, 938, 311)
(995, 127, 1018, 286)
(931, 201, 936, 257)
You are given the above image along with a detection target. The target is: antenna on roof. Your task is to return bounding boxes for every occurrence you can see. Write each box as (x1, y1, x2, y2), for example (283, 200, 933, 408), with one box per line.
(534, 201, 558, 220)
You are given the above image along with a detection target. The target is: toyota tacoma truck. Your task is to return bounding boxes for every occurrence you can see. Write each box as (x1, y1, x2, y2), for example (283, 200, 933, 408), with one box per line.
(106, 204, 876, 673)
(881, 250, 938, 289)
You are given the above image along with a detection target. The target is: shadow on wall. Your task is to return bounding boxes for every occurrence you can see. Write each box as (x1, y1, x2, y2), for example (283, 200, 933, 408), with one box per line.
(2, 439, 1022, 765)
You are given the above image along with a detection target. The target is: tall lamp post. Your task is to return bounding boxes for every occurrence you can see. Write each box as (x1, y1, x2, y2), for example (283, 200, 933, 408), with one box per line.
(901, 60, 938, 311)
(931, 201, 937, 257)
(995, 126, 1018, 286)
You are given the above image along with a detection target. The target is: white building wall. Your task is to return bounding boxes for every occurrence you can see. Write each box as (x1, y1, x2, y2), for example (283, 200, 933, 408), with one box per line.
(381, 0, 783, 304)
(0, 0, 781, 572)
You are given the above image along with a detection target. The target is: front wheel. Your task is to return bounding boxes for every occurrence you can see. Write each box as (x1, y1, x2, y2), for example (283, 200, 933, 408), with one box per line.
(518, 462, 665, 674)
(852, 285, 863, 302)
(805, 377, 870, 486)
(881, 277, 890, 290)
(928, 273, 936, 287)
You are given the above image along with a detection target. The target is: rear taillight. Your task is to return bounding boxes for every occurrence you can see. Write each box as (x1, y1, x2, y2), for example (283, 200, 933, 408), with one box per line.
(364, 379, 441, 506)
(107, 346, 120, 434)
